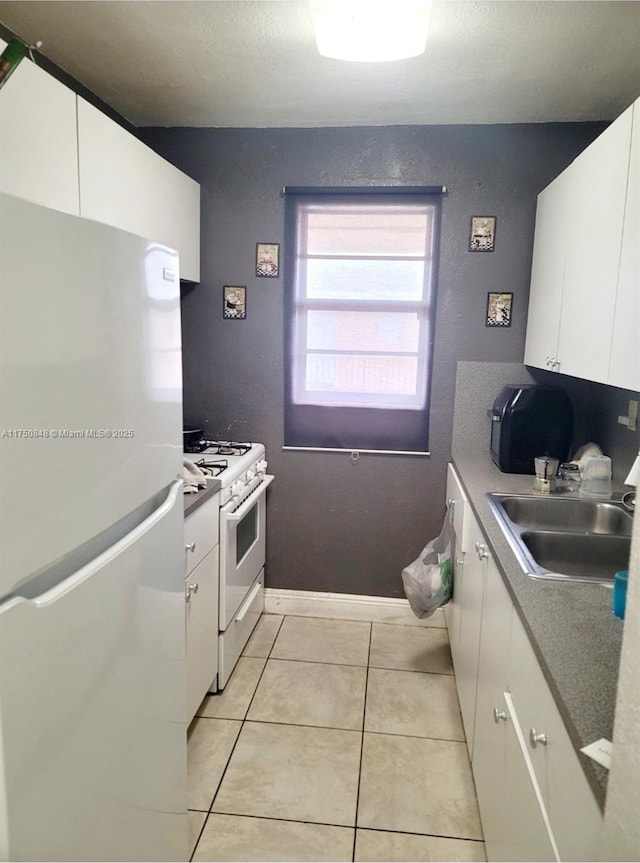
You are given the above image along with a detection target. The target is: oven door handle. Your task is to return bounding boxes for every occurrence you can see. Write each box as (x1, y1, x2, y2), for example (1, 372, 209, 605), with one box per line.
(222, 474, 274, 522)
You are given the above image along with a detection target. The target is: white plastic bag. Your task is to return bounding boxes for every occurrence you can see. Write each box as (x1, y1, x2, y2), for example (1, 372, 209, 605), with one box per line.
(401, 516, 452, 619)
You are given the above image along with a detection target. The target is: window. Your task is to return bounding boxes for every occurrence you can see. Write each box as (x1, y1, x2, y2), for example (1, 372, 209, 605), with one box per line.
(284, 187, 442, 453)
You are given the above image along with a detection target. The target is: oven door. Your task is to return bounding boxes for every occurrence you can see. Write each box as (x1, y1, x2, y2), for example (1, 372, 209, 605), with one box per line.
(219, 474, 274, 630)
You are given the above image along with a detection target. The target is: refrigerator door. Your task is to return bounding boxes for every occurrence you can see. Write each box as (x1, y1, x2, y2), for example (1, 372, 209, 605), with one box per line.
(0, 481, 187, 862)
(0, 193, 182, 598)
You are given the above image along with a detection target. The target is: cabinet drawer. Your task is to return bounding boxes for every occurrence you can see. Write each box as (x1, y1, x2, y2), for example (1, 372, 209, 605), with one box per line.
(507, 611, 602, 860)
(218, 570, 264, 689)
(185, 548, 219, 721)
(184, 495, 219, 574)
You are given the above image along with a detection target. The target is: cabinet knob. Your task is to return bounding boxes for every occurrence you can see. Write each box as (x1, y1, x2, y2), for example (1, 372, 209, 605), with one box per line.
(493, 707, 507, 723)
(186, 542, 196, 553)
(545, 356, 552, 366)
(475, 541, 489, 560)
(529, 727, 548, 747)
(455, 557, 465, 566)
(185, 582, 199, 603)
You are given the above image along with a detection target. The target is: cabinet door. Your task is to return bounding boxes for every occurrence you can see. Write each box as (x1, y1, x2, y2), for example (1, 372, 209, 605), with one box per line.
(523, 170, 570, 370)
(556, 106, 632, 382)
(0, 46, 79, 215)
(609, 98, 640, 391)
(77, 98, 200, 281)
(508, 610, 603, 861)
(445, 464, 469, 652)
(472, 559, 513, 857)
(494, 692, 558, 862)
(453, 512, 487, 757)
(185, 547, 219, 721)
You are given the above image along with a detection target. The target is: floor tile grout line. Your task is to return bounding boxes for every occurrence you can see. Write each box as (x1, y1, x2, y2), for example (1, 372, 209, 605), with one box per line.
(240, 615, 284, 720)
(355, 823, 487, 844)
(192, 612, 287, 859)
(277, 612, 446, 633)
(192, 809, 486, 845)
(188, 811, 209, 863)
(351, 620, 373, 862)
(261, 655, 370, 670)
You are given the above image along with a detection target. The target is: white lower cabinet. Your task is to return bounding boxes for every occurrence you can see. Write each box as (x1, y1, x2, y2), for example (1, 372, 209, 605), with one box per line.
(184, 495, 219, 721)
(473, 558, 558, 861)
(445, 464, 469, 660)
(453, 515, 487, 757)
(507, 611, 603, 861)
(449, 465, 603, 861)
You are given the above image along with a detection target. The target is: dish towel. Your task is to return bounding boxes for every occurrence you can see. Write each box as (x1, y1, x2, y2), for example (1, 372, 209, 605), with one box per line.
(183, 457, 207, 494)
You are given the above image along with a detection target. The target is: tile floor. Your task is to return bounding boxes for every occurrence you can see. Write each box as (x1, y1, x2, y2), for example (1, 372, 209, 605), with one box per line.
(187, 614, 486, 862)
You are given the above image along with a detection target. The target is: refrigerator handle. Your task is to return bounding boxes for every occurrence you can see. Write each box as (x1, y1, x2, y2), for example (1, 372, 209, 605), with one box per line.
(14, 480, 183, 609)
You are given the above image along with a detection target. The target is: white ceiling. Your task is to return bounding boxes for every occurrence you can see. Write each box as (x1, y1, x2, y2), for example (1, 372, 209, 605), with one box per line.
(1, 0, 639, 128)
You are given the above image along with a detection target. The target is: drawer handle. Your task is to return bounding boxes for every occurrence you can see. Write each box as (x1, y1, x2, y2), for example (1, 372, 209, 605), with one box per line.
(186, 542, 196, 553)
(185, 582, 199, 603)
(493, 707, 507, 723)
(529, 727, 548, 747)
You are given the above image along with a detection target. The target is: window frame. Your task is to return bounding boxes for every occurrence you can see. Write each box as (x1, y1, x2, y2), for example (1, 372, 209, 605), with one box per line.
(283, 187, 444, 454)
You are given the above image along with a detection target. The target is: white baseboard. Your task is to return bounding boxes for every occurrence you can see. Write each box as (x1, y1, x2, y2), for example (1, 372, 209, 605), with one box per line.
(264, 588, 447, 628)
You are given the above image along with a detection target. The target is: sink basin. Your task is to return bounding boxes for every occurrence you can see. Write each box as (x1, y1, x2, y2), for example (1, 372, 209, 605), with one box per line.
(486, 493, 633, 583)
(498, 495, 633, 536)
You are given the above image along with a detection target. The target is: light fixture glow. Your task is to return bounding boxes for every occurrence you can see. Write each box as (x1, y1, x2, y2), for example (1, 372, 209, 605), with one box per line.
(309, 0, 432, 63)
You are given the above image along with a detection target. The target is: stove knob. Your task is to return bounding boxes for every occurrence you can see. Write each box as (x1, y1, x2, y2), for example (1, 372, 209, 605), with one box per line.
(247, 469, 256, 481)
(231, 479, 245, 496)
(257, 459, 267, 474)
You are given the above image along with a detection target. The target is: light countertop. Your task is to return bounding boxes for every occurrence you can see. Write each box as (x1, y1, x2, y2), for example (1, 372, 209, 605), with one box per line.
(183, 477, 221, 518)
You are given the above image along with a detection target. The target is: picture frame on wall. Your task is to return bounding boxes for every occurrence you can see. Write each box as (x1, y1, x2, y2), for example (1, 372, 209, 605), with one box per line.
(223, 286, 247, 320)
(486, 292, 513, 327)
(256, 242, 280, 278)
(469, 216, 497, 252)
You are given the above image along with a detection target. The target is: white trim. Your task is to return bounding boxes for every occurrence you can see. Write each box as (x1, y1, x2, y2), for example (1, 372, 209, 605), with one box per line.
(264, 588, 447, 628)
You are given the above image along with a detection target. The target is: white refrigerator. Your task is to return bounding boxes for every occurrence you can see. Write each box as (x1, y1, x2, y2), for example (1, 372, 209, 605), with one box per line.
(0, 193, 188, 861)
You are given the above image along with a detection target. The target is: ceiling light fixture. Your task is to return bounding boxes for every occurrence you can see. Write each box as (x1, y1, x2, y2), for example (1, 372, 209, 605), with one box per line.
(309, 0, 432, 63)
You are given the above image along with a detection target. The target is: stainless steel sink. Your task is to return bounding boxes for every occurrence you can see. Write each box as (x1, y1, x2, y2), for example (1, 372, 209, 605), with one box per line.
(486, 493, 633, 583)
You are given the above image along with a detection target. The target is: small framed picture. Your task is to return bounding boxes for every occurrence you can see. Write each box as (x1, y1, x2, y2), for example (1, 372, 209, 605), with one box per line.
(486, 292, 513, 327)
(223, 286, 247, 320)
(256, 242, 279, 278)
(469, 216, 496, 252)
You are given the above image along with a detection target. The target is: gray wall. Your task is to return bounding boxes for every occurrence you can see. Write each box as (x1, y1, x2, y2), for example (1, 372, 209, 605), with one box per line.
(142, 123, 606, 597)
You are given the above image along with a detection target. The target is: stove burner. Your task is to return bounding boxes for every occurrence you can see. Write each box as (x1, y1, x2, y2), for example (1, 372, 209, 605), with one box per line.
(186, 439, 253, 457)
(215, 441, 252, 456)
(193, 458, 228, 478)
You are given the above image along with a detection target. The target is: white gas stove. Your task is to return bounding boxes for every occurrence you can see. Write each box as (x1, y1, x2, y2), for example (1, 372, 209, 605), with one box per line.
(183, 440, 273, 688)
(184, 440, 268, 504)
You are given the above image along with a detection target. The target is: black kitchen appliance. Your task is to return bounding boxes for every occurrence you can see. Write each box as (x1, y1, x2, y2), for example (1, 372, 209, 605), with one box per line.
(489, 385, 573, 474)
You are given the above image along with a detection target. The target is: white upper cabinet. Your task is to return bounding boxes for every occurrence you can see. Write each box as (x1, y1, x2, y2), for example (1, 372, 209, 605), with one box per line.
(77, 97, 200, 281)
(557, 106, 631, 383)
(523, 169, 571, 371)
(609, 101, 640, 391)
(525, 99, 639, 391)
(0, 46, 79, 215)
